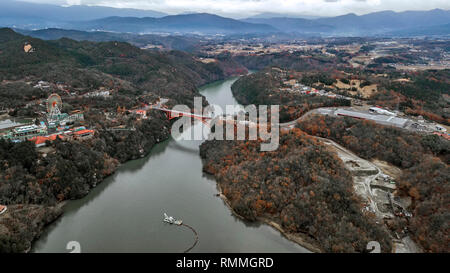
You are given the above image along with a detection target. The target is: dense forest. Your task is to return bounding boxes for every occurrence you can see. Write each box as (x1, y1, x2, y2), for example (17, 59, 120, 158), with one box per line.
(200, 128, 392, 252)
(0, 82, 48, 113)
(297, 115, 449, 252)
(380, 70, 450, 125)
(0, 138, 116, 252)
(18, 28, 204, 52)
(0, 139, 116, 204)
(0, 28, 246, 108)
(0, 204, 62, 252)
(296, 115, 449, 167)
(397, 157, 449, 253)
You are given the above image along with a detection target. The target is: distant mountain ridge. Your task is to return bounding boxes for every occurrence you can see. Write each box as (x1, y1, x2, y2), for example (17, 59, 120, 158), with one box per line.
(316, 9, 450, 35)
(0, 0, 167, 29)
(71, 9, 450, 36)
(243, 9, 450, 36)
(0, 0, 449, 37)
(246, 12, 322, 20)
(75, 13, 278, 34)
(243, 17, 335, 34)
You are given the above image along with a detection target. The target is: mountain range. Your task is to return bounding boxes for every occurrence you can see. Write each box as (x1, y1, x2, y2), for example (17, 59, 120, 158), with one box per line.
(243, 9, 450, 36)
(0, 0, 167, 29)
(74, 13, 277, 34)
(245, 12, 322, 20)
(72, 9, 450, 36)
(0, 0, 449, 37)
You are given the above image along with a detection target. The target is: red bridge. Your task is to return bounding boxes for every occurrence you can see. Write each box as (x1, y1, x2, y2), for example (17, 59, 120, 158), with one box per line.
(149, 105, 212, 125)
(146, 102, 256, 127)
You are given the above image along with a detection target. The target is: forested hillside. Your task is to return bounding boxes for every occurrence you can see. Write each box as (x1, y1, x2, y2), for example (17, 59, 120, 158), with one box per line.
(233, 51, 342, 71)
(297, 115, 450, 252)
(0, 28, 246, 108)
(200, 128, 392, 252)
(380, 70, 450, 125)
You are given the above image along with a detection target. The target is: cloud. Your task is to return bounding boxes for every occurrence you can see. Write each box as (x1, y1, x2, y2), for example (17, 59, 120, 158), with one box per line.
(66, 0, 81, 5)
(16, 0, 450, 17)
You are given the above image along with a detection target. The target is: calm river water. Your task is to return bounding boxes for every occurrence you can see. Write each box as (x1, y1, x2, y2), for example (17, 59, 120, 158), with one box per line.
(32, 77, 308, 253)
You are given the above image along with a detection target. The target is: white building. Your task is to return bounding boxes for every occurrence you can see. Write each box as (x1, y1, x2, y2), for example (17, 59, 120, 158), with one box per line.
(369, 107, 396, 116)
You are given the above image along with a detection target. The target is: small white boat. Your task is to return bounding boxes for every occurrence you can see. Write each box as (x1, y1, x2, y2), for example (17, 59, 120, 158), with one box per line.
(0, 205, 7, 215)
(163, 213, 182, 225)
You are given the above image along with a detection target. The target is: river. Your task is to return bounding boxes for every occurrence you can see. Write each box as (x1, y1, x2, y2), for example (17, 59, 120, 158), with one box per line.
(32, 76, 308, 253)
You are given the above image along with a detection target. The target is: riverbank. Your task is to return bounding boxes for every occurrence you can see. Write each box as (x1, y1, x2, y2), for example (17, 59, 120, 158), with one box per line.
(0, 203, 65, 253)
(214, 184, 320, 253)
(259, 219, 320, 253)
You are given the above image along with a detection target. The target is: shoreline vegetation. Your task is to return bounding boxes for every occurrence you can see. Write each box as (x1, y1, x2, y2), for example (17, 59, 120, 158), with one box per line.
(216, 188, 321, 253)
(200, 129, 393, 253)
(206, 140, 322, 253)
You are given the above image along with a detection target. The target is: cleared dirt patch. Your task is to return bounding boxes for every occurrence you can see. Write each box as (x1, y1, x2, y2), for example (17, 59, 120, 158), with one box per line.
(371, 159, 402, 180)
(334, 79, 377, 98)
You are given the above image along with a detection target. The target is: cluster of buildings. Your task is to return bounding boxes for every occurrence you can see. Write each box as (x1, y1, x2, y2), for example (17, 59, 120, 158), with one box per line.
(47, 109, 84, 128)
(201, 42, 355, 57)
(0, 119, 93, 147)
(33, 80, 51, 89)
(33, 81, 71, 93)
(84, 90, 111, 98)
(351, 39, 450, 70)
(133, 109, 148, 119)
(316, 107, 449, 137)
(0, 94, 94, 147)
(1, 123, 48, 142)
(279, 74, 352, 101)
(33, 80, 114, 99)
(201, 42, 323, 56)
(29, 126, 95, 147)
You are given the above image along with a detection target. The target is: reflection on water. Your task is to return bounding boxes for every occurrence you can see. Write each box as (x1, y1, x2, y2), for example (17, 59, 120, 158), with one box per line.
(32, 77, 308, 253)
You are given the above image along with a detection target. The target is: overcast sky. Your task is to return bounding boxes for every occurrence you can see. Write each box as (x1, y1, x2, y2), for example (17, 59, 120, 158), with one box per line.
(18, 0, 450, 18)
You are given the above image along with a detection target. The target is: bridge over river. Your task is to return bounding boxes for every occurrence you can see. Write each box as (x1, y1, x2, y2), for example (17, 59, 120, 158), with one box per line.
(32, 76, 309, 253)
